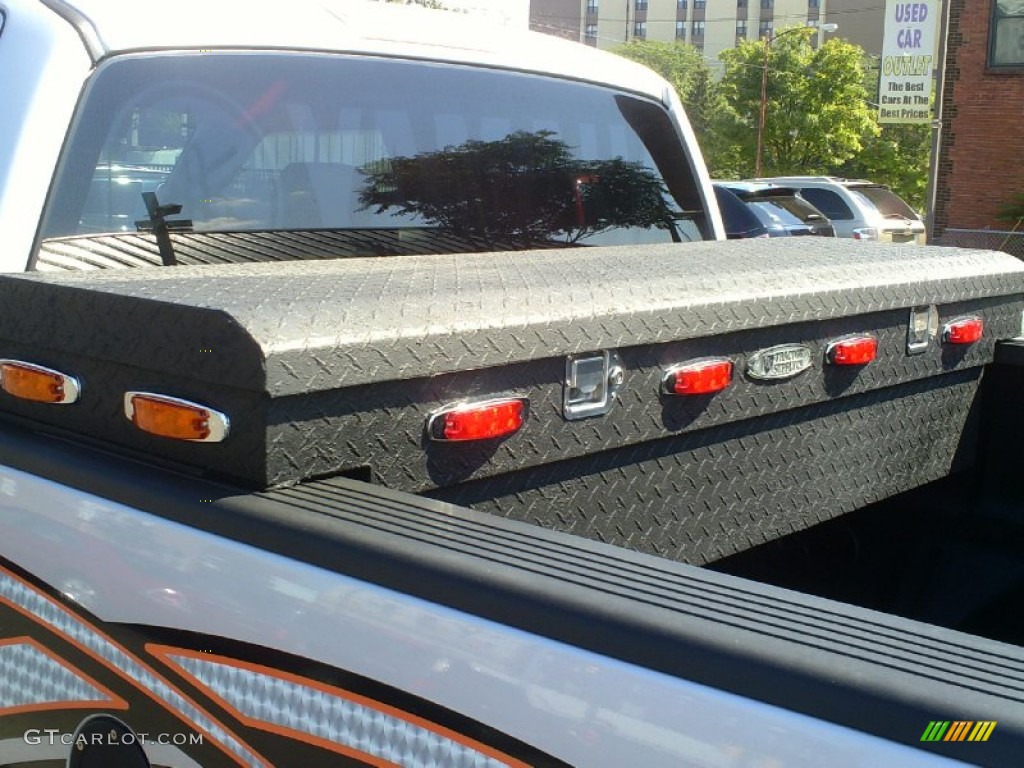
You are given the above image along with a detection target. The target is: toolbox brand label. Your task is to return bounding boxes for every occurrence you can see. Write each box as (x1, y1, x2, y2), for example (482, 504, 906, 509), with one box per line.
(746, 345, 813, 381)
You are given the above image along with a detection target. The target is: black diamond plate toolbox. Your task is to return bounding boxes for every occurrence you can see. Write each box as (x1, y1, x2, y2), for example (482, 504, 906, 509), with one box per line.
(2, 238, 1024, 562)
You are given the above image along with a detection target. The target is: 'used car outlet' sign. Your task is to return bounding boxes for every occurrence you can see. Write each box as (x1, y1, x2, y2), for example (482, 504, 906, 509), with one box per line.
(879, 1, 939, 124)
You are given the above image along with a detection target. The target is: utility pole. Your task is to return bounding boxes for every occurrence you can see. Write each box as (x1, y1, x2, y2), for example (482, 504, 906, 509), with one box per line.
(755, 22, 838, 177)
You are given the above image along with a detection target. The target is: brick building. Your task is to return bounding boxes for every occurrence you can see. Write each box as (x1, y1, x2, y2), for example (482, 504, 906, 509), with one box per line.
(933, 1, 1024, 254)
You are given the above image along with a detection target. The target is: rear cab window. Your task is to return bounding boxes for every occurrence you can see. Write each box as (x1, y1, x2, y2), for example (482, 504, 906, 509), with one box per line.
(39, 52, 712, 256)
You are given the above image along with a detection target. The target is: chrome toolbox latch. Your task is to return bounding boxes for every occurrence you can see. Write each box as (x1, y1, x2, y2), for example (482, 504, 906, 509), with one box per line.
(563, 350, 624, 420)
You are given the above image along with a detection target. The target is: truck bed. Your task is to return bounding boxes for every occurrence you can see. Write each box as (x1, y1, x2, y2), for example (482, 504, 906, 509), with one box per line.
(2, 239, 1024, 765)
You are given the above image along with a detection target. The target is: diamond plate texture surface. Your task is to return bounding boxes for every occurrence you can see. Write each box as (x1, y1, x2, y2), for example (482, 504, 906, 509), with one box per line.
(36, 230, 565, 272)
(0, 570, 268, 767)
(1, 240, 1022, 490)
(167, 654, 512, 768)
(0, 642, 109, 709)
(428, 371, 983, 565)
(9, 239, 1024, 394)
(266, 299, 1019, 490)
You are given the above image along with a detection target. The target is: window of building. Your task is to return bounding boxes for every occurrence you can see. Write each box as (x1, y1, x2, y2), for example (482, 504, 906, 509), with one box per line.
(692, 20, 705, 37)
(759, 20, 773, 37)
(694, 0, 706, 8)
(585, 23, 598, 39)
(808, 0, 820, 7)
(761, 0, 773, 8)
(634, 21, 647, 38)
(676, 20, 686, 38)
(586, 0, 599, 13)
(737, 20, 748, 39)
(990, 1, 1024, 68)
(678, 0, 688, 9)
(636, 0, 648, 11)
(738, 0, 748, 7)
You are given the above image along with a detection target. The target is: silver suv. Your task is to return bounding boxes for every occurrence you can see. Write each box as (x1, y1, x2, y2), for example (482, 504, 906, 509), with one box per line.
(754, 176, 926, 244)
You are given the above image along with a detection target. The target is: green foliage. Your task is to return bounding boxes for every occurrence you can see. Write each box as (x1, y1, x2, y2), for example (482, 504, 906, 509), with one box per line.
(832, 55, 931, 212)
(997, 192, 1024, 226)
(837, 122, 930, 212)
(611, 41, 725, 154)
(718, 28, 877, 177)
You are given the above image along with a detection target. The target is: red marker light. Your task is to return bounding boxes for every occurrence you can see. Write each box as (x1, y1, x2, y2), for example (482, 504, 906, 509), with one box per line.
(428, 398, 527, 441)
(663, 359, 733, 395)
(0, 360, 80, 404)
(825, 336, 878, 366)
(943, 317, 983, 345)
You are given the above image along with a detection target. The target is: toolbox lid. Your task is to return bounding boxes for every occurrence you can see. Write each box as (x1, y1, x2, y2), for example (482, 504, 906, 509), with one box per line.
(4, 239, 1024, 396)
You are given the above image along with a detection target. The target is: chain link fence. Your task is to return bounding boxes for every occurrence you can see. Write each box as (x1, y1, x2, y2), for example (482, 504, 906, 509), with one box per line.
(933, 229, 1024, 260)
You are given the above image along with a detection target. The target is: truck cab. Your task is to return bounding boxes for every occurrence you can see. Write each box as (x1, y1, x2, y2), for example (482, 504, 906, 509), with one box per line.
(1, 3, 1023, 768)
(0, 0, 722, 274)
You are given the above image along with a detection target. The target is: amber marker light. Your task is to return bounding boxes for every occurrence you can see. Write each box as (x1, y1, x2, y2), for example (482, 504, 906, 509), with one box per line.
(0, 360, 80, 404)
(124, 392, 229, 442)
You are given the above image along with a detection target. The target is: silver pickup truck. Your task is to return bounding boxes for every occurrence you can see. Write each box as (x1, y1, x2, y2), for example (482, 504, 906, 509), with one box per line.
(1, 2, 1023, 767)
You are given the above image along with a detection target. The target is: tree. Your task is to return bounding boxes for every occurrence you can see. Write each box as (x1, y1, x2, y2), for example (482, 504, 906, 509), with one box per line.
(997, 193, 1024, 229)
(718, 28, 877, 177)
(357, 131, 676, 245)
(832, 56, 931, 212)
(837, 122, 931, 212)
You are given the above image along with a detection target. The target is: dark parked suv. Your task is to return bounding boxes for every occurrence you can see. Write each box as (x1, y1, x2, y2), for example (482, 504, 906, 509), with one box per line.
(714, 181, 835, 239)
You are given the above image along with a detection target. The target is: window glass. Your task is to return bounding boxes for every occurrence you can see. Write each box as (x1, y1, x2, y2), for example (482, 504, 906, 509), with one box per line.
(42, 54, 710, 250)
(744, 195, 819, 227)
(849, 186, 921, 220)
(714, 186, 767, 238)
(990, 0, 1024, 67)
(798, 188, 853, 220)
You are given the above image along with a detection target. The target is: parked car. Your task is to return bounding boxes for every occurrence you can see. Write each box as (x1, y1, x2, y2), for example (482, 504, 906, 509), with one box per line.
(757, 176, 926, 244)
(714, 181, 835, 238)
(713, 184, 769, 239)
